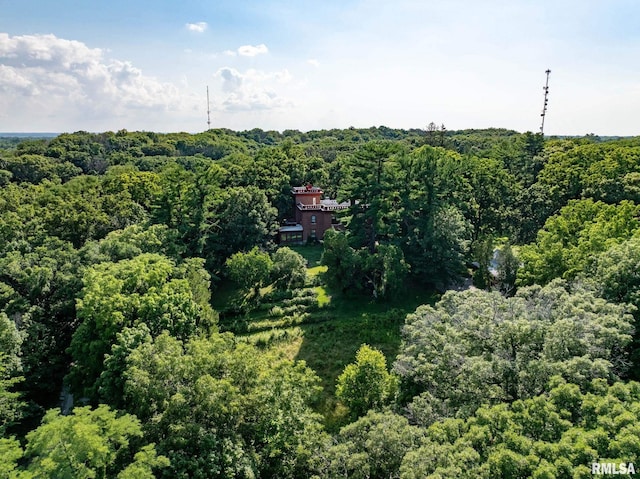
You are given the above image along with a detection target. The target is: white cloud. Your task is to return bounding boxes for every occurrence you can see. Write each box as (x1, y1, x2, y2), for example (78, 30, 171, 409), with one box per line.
(214, 66, 292, 111)
(0, 64, 36, 94)
(237, 44, 268, 57)
(0, 33, 194, 129)
(217, 67, 243, 93)
(221, 44, 269, 58)
(307, 59, 320, 68)
(185, 22, 208, 33)
(0, 33, 102, 69)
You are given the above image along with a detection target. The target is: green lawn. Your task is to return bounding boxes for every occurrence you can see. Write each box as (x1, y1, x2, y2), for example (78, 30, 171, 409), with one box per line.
(289, 244, 324, 267)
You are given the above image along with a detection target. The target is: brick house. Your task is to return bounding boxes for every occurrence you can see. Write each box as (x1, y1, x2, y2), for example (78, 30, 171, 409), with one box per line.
(278, 184, 349, 244)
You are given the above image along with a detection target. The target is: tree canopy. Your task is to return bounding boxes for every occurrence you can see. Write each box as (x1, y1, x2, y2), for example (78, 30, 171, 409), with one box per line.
(394, 281, 634, 424)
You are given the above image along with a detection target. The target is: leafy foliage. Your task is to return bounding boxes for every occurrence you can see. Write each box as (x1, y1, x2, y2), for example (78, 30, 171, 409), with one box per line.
(313, 410, 424, 479)
(21, 405, 168, 479)
(336, 344, 398, 419)
(0, 236, 83, 406)
(3, 128, 640, 477)
(582, 235, 640, 378)
(67, 253, 217, 399)
(202, 185, 278, 269)
(271, 247, 308, 290)
(321, 231, 410, 299)
(122, 332, 326, 479)
(394, 281, 634, 424)
(226, 247, 274, 293)
(0, 313, 24, 435)
(518, 199, 640, 285)
(399, 379, 640, 479)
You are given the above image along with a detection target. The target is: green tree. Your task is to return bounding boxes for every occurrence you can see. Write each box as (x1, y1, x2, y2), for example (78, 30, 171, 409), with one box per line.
(123, 332, 325, 479)
(341, 141, 401, 252)
(80, 223, 184, 264)
(584, 235, 640, 308)
(583, 235, 640, 378)
(0, 437, 25, 479)
(321, 230, 365, 294)
(518, 199, 640, 286)
(0, 313, 23, 435)
(22, 405, 168, 479)
(0, 360, 23, 439)
(225, 247, 274, 293)
(102, 167, 162, 211)
(313, 410, 424, 479)
(0, 169, 12, 186)
(405, 203, 471, 288)
(336, 344, 398, 419)
(37, 176, 147, 248)
(2, 154, 81, 183)
(117, 445, 171, 479)
(399, 379, 640, 479)
(389, 146, 472, 286)
(96, 324, 153, 408)
(322, 231, 409, 298)
(0, 312, 22, 376)
(495, 242, 519, 296)
(0, 236, 83, 407)
(359, 244, 410, 299)
(151, 163, 211, 256)
(471, 237, 494, 290)
(394, 281, 634, 424)
(67, 253, 216, 399)
(436, 154, 517, 241)
(271, 247, 307, 290)
(201, 186, 278, 270)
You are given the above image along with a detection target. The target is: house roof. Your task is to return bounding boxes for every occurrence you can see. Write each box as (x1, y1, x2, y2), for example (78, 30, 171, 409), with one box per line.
(292, 185, 323, 194)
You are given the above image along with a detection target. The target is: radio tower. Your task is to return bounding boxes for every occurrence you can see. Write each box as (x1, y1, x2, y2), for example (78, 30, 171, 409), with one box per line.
(540, 69, 551, 135)
(206, 86, 211, 130)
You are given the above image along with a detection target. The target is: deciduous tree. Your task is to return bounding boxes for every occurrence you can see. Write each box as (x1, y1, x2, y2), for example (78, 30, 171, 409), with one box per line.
(271, 247, 307, 290)
(394, 281, 634, 424)
(336, 344, 398, 419)
(22, 405, 168, 479)
(226, 247, 274, 293)
(67, 253, 216, 399)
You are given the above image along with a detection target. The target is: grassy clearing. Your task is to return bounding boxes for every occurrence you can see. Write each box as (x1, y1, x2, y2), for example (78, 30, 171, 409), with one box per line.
(314, 285, 331, 307)
(290, 284, 437, 429)
(307, 265, 327, 278)
(212, 244, 438, 430)
(290, 244, 324, 267)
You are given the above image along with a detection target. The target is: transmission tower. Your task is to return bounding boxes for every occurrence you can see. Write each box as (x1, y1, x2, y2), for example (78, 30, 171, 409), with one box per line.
(539, 69, 551, 135)
(206, 86, 211, 129)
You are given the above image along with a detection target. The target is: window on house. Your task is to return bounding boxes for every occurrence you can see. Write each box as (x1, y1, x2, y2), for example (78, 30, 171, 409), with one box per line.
(310, 229, 316, 239)
(311, 215, 317, 224)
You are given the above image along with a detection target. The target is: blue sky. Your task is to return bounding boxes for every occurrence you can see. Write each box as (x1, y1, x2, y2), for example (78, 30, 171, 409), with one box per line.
(1, 0, 639, 135)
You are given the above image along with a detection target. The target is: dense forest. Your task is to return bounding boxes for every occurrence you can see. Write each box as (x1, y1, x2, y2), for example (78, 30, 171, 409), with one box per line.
(1, 126, 639, 478)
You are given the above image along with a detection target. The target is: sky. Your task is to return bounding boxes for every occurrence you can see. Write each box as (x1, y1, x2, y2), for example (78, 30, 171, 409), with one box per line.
(0, 0, 639, 135)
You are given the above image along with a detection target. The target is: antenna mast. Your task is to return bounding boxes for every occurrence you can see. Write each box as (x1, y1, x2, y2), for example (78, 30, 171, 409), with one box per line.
(206, 86, 211, 130)
(540, 69, 551, 135)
